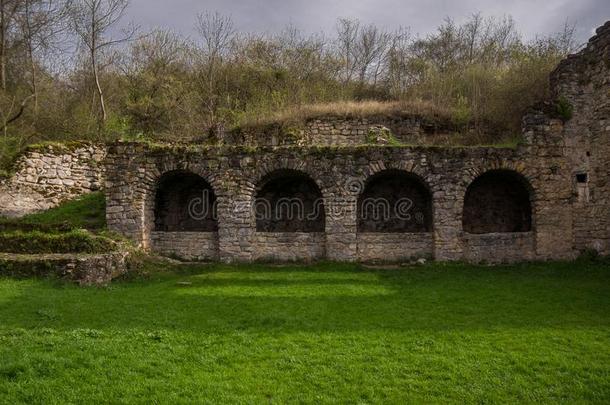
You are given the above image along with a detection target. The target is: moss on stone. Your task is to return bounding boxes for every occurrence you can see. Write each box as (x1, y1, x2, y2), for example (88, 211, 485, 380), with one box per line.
(0, 229, 117, 254)
(24, 141, 96, 153)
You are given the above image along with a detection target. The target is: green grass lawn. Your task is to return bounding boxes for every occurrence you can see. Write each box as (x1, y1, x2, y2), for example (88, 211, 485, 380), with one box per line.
(0, 260, 609, 403)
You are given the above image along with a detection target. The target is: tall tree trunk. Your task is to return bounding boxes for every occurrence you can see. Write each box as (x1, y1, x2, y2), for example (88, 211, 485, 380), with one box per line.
(90, 18, 107, 127)
(28, 43, 37, 112)
(24, 0, 37, 113)
(0, 0, 6, 92)
(93, 58, 107, 123)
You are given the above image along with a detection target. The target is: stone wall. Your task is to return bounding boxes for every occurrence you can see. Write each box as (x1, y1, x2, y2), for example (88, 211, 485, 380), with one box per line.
(226, 115, 452, 147)
(151, 232, 219, 261)
(104, 141, 574, 263)
(303, 116, 426, 146)
(356, 233, 433, 262)
(0, 143, 106, 217)
(252, 232, 326, 262)
(0, 251, 130, 286)
(551, 21, 610, 255)
(463, 233, 535, 264)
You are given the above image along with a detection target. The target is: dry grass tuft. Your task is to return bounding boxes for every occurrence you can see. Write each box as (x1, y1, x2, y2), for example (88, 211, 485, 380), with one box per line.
(229, 99, 523, 147)
(235, 99, 455, 130)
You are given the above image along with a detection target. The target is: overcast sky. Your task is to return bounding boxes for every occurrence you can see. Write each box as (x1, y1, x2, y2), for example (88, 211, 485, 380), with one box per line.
(123, 0, 609, 44)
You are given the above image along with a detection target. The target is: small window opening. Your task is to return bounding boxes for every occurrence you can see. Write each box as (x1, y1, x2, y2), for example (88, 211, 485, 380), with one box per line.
(576, 173, 588, 183)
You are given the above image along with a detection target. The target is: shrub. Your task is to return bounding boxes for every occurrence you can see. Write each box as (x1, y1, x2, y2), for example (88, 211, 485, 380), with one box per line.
(451, 96, 471, 131)
(555, 96, 574, 121)
(577, 248, 600, 262)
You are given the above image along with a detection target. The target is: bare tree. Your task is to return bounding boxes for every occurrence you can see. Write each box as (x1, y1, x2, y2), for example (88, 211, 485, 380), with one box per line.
(17, 0, 71, 112)
(0, 0, 20, 91)
(195, 11, 235, 125)
(385, 27, 412, 96)
(336, 18, 360, 85)
(355, 23, 392, 85)
(69, 0, 135, 125)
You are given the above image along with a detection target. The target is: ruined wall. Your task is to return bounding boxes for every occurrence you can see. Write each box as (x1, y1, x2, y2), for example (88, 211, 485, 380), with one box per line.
(303, 116, 425, 146)
(551, 21, 610, 255)
(0, 144, 106, 217)
(0, 251, 129, 286)
(252, 233, 326, 262)
(225, 115, 453, 147)
(463, 233, 535, 264)
(151, 232, 218, 261)
(356, 233, 433, 262)
(104, 141, 574, 263)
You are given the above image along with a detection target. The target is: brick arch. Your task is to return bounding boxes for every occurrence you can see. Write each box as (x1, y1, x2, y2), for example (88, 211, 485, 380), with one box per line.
(462, 168, 534, 234)
(148, 162, 225, 197)
(153, 170, 218, 232)
(360, 160, 441, 194)
(460, 161, 537, 199)
(243, 160, 332, 201)
(143, 164, 224, 240)
(357, 166, 434, 233)
(252, 168, 326, 233)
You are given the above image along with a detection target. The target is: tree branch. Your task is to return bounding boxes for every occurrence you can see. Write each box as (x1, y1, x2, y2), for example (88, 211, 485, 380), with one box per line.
(4, 93, 34, 127)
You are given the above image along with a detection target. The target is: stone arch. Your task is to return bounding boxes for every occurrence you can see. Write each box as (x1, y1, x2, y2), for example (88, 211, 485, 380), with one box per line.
(358, 169, 433, 233)
(245, 160, 332, 200)
(154, 170, 218, 232)
(360, 160, 431, 185)
(254, 169, 325, 232)
(462, 169, 533, 234)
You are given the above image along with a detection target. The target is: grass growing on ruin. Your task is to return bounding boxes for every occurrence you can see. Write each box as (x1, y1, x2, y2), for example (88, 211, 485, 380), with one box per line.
(0, 229, 117, 254)
(21, 192, 106, 230)
(0, 193, 119, 256)
(0, 192, 106, 232)
(0, 260, 609, 403)
(235, 100, 455, 128)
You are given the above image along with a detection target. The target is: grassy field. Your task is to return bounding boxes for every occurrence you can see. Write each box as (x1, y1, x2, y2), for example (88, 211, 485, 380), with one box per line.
(0, 260, 609, 403)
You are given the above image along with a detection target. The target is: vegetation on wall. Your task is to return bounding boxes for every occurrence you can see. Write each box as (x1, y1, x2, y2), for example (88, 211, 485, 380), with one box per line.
(0, 229, 116, 254)
(0, 0, 579, 171)
(0, 192, 107, 232)
(0, 192, 114, 255)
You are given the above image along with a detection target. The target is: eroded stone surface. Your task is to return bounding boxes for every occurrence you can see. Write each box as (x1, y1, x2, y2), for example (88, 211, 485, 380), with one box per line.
(551, 20, 610, 256)
(0, 251, 130, 286)
(0, 144, 106, 217)
(103, 143, 573, 263)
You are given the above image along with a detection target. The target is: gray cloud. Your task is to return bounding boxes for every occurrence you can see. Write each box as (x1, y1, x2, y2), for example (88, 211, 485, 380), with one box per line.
(125, 0, 609, 43)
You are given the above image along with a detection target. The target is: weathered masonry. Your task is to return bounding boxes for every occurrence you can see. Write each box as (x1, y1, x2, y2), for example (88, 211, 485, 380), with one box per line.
(105, 21, 610, 263)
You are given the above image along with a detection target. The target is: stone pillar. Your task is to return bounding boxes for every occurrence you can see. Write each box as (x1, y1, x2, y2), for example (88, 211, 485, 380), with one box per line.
(432, 185, 464, 261)
(534, 199, 574, 260)
(216, 183, 255, 263)
(325, 195, 358, 261)
(104, 144, 149, 247)
(531, 165, 575, 260)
